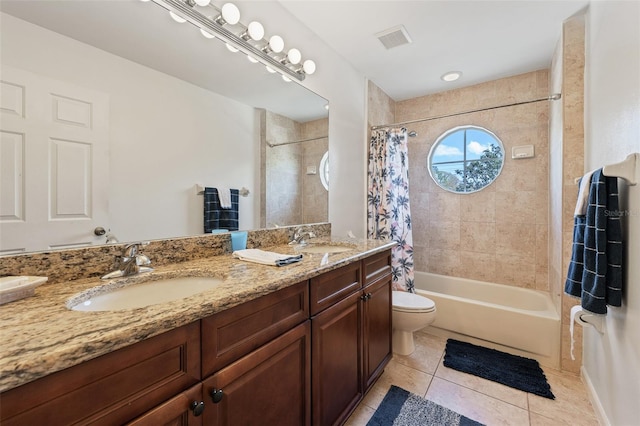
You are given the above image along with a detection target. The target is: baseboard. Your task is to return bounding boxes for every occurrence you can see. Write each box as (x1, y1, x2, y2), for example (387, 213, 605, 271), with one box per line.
(581, 366, 610, 426)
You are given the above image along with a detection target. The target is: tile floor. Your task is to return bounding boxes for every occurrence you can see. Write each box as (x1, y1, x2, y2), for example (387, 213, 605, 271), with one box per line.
(346, 330, 600, 426)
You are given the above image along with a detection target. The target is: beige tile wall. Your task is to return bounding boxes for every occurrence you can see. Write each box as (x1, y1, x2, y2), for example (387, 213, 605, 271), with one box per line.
(263, 111, 328, 227)
(392, 71, 550, 291)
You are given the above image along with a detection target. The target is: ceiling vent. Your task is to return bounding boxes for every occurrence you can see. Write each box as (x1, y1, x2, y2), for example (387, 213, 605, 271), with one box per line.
(375, 25, 412, 50)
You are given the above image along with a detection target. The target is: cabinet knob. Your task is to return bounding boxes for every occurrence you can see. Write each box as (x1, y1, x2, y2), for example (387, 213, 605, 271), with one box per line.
(361, 293, 372, 301)
(190, 401, 205, 416)
(210, 388, 224, 403)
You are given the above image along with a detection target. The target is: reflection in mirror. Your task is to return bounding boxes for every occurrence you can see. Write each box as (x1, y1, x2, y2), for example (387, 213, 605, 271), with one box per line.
(261, 111, 329, 228)
(428, 125, 504, 193)
(0, 1, 328, 255)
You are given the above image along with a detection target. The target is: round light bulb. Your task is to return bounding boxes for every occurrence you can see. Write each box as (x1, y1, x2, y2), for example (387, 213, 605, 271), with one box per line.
(221, 3, 240, 25)
(194, 0, 211, 6)
(226, 44, 239, 53)
(169, 11, 186, 23)
(247, 55, 259, 63)
(287, 48, 301, 65)
(265, 66, 276, 73)
(302, 59, 316, 75)
(282, 75, 292, 83)
(200, 28, 215, 39)
(268, 35, 284, 53)
(247, 21, 264, 41)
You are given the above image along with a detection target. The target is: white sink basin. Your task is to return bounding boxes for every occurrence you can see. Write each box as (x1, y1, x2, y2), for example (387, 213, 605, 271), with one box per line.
(70, 276, 223, 311)
(297, 244, 354, 254)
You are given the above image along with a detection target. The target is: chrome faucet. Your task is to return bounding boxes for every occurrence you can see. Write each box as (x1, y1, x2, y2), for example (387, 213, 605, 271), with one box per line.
(289, 226, 316, 245)
(101, 242, 153, 280)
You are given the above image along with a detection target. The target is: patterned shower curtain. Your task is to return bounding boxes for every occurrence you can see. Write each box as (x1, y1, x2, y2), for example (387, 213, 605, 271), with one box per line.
(367, 128, 415, 292)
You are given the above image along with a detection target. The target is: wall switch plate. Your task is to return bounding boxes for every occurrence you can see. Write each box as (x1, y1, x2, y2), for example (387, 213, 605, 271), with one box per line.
(512, 145, 534, 159)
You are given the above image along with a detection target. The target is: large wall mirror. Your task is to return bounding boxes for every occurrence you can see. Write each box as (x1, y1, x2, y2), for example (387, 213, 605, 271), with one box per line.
(0, 0, 329, 255)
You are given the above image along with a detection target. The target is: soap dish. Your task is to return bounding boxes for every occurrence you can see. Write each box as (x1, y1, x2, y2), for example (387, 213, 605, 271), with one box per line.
(0, 276, 48, 305)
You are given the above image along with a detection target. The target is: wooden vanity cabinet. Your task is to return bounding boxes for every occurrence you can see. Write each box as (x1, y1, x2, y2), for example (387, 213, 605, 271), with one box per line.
(0, 321, 201, 426)
(361, 250, 393, 392)
(127, 383, 205, 426)
(202, 321, 311, 426)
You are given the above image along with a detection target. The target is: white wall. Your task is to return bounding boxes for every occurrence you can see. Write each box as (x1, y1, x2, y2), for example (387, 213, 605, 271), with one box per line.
(1, 13, 258, 242)
(583, 2, 640, 425)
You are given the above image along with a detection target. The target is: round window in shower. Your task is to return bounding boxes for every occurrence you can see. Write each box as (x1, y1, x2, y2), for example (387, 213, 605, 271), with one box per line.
(428, 125, 505, 193)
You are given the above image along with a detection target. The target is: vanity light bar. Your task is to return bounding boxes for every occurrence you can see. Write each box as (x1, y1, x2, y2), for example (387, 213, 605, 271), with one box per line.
(150, 0, 307, 81)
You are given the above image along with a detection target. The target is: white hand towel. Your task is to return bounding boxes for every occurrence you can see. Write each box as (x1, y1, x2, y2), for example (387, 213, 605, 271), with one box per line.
(218, 187, 232, 209)
(574, 169, 597, 216)
(233, 249, 303, 266)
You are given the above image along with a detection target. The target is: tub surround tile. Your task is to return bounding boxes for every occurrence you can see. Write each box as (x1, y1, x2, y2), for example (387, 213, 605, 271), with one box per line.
(459, 251, 497, 282)
(495, 254, 536, 288)
(427, 221, 461, 251)
(460, 222, 496, 253)
(495, 223, 536, 258)
(0, 233, 392, 393)
(460, 192, 496, 222)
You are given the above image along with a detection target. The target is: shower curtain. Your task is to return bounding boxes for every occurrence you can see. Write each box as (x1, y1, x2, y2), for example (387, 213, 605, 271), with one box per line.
(367, 128, 415, 292)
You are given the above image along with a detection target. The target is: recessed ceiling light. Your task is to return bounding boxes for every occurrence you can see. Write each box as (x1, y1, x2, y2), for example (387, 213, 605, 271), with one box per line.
(441, 71, 462, 82)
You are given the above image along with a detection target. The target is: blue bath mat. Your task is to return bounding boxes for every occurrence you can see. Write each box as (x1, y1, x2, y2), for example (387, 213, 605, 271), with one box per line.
(367, 385, 483, 426)
(443, 339, 555, 399)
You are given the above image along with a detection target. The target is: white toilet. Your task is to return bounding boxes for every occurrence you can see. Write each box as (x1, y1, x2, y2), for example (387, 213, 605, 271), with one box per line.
(392, 290, 437, 355)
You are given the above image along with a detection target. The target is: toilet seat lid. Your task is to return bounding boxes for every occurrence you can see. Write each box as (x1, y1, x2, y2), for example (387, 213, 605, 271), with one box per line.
(392, 291, 435, 313)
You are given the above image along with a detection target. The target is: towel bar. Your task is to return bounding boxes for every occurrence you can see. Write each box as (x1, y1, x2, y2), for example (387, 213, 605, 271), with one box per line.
(195, 184, 250, 196)
(574, 153, 638, 186)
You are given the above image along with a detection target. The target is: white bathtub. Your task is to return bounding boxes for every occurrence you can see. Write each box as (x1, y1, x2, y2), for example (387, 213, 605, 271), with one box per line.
(414, 271, 560, 368)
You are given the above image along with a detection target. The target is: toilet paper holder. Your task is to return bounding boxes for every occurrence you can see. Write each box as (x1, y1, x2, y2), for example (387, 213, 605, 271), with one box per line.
(575, 309, 604, 334)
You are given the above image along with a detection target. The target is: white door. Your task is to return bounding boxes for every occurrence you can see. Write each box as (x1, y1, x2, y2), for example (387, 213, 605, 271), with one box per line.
(0, 65, 109, 254)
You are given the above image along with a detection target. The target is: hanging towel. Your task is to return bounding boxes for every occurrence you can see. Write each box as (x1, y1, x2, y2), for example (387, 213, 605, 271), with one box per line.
(232, 249, 303, 267)
(574, 169, 597, 216)
(204, 187, 239, 232)
(218, 187, 232, 209)
(565, 169, 623, 314)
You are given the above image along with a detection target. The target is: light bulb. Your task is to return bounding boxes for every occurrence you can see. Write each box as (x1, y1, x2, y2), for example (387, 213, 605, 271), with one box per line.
(269, 35, 284, 53)
(221, 3, 240, 25)
(247, 21, 264, 41)
(194, 0, 211, 6)
(169, 11, 186, 23)
(247, 55, 259, 63)
(441, 71, 462, 82)
(226, 44, 239, 53)
(200, 28, 215, 39)
(287, 48, 301, 65)
(282, 75, 292, 83)
(302, 59, 316, 75)
(265, 66, 276, 73)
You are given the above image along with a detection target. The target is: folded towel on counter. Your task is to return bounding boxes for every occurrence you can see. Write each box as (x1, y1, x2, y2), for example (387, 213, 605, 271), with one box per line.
(218, 187, 232, 209)
(233, 249, 303, 267)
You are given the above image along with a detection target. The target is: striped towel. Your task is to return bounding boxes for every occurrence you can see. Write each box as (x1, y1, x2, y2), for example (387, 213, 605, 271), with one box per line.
(565, 169, 623, 314)
(204, 188, 239, 232)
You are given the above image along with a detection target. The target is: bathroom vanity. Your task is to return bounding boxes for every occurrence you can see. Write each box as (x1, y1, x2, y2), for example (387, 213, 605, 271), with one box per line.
(0, 240, 393, 426)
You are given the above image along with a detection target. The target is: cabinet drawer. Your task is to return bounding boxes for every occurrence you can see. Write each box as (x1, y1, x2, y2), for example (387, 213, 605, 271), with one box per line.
(362, 249, 392, 285)
(127, 383, 204, 426)
(201, 281, 308, 377)
(310, 262, 361, 315)
(0, 322, 201, 426)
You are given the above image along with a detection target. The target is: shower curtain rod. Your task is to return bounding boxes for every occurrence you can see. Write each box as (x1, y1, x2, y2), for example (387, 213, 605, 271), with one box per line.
(370, 93, 562, 131)
(266, 135, 328, 148)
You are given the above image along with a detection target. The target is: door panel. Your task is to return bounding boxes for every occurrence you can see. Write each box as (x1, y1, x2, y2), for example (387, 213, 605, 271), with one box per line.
(0, 65, 109, 253)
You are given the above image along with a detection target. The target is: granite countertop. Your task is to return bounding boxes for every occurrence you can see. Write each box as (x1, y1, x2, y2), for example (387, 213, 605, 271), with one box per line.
(0, 238, 394, 393)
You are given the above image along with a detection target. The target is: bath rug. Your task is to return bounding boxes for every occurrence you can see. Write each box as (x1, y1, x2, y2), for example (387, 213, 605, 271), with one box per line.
(443, 339, 555, 399)
(367, 385, 483, 426)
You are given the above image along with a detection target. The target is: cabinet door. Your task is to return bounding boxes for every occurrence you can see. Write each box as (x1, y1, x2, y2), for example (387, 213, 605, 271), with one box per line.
(127, 384, 204, 426)
(203, 321, 311, 426)
(0, 322, 201, 426)
(311, 290, 362, 426)
(362, 275, 392, 391)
